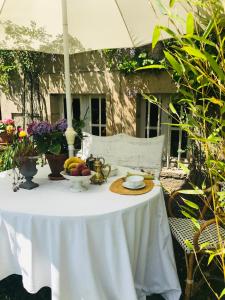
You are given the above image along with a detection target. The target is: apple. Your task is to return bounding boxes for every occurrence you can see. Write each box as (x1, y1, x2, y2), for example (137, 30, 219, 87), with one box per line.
(81, 168, 91, 176)
(70, 168, 81, 176)
(76, 163, 87, 171)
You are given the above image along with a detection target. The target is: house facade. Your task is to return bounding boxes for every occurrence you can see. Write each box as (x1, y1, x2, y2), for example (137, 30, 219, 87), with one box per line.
(0, 50, 187, 167)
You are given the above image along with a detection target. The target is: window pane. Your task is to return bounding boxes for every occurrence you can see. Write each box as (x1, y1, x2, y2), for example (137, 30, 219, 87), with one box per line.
(150, 104, 158, 127)
(64, 98, 67, 119)
(91, 98, 99, 124)
(170, 130, 179, 156)
(181, 131, 188, 158)
(72, 98, 80, 121)
(145, 101, 149, 127)
(92, 126, 99, 136)
(145, 129, 148, 138)
(149, 129, 157, 137)
(101, 127, 106, 136)
(101, 98, 106, 125)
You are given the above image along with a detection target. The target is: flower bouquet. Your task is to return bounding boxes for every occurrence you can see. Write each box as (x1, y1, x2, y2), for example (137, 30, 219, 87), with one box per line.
(0, 118, 15, 144)
(27, 119, 68, 180)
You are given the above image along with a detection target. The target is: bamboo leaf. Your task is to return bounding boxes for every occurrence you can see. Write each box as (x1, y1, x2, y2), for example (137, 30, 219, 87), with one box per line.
(178, 162, 190, 175)
(200, 242, 210, 250)
(169, 102, 178, 115)
(182, 46, 206, 60)
(191, 218, 201, 230)
(164, 51, 184, 75)
(221, 105, 225, 114)
(136, 64, 166, 71)
(219, 288, 225, 299)
(186, 12, 194, 36)
(179, 189, 204, 195)
(181, 210, 192, 219)
(203, 19, 214, 39)
(189, 35, 216, 47)
(208, 97, 224, 107)
(184, 240, 194, 250)
(169, 0, 176, 7)
(152, 26, 161, 50)
(183, 199, 199, 210)
(204, 52, 225, 82)
(208, 254, 215, 265)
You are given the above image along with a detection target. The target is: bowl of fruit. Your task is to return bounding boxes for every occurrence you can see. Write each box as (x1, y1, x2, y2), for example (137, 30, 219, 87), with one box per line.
(61, 157, 95, 192)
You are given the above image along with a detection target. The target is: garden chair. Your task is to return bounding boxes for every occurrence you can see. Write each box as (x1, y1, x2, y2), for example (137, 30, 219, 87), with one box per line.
(168, 185, 225, 300)
(80, 133, 165, 179)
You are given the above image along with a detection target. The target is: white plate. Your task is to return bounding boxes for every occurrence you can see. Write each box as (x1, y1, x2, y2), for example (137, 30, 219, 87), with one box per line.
(122, 181, 146, 190)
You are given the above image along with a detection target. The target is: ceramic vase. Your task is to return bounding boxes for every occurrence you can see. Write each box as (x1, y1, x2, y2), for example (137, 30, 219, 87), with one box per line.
(46, 153, 68, 180)
(18, 156, 39, 190)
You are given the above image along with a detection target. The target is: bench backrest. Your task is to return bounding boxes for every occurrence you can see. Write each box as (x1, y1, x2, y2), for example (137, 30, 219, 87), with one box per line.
(80, 133, 165, 177)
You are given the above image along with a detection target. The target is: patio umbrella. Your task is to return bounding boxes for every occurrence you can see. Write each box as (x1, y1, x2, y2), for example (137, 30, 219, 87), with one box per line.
(0, 0, 186, 156)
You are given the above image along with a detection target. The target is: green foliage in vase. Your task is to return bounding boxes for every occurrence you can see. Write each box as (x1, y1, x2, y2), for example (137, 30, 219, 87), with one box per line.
(139, 0, 225, 294)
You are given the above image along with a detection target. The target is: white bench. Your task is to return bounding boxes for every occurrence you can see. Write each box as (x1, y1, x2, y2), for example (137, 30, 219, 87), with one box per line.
(80, 133, 165, 178)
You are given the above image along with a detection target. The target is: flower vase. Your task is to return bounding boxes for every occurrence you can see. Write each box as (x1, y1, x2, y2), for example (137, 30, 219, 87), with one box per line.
(18, 156, 39, 190)
(46, 153, 68, 180)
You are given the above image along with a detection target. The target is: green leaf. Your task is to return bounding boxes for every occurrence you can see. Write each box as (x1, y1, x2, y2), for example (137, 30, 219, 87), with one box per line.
(178, 162, 190, 175)
(169, 102, 179, 115)
(179, 189, 204, 195)
(164, 51, 184, 75)
(186, 12, 194, 35)
(204, 52, 225, 82)
(191, 218, 201, 230)
(49, 144, 61, 155)
(184, 240, 194, 250)
(182, 46, 206, 60)
(152, 26, 161, 50)
(183, 199, 199, 210)
(208, 97, 224, 107)
(219, 288, 225, 299)
(181, 210, 192, 219)
(200, 242, 210, 250)
(203, 19, 214, 39)
(208, 253, 215, 265)
(169, 0, 176, 7)
(190, 35, 216, 47)
(136, 64, 166, 71)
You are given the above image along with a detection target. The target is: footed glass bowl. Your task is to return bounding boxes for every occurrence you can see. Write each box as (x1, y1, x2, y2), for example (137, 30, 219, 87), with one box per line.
(60, 171, 95, 192)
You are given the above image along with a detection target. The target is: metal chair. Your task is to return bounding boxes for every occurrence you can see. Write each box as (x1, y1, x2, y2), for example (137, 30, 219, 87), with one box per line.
(79, 133, 165, 179)
(168, 185, 225, 300)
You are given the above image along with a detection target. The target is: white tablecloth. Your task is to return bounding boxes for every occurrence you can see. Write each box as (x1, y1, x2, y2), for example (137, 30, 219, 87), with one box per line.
(0, 166, 181, 300)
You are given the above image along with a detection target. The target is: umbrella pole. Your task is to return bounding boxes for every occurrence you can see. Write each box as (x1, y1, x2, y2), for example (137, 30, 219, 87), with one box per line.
(61, 0, 76, 157)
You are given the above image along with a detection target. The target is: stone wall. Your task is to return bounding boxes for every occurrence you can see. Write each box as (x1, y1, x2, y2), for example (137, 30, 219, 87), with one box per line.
(0, 50, 176, 135)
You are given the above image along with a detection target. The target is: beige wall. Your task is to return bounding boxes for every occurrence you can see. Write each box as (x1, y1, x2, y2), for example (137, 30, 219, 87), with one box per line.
(0, 50, 176, 134)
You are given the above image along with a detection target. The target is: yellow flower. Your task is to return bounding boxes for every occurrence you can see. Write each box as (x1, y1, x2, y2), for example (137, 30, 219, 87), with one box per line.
(6, 125, 14, 133)
(19, 130, 27, 138)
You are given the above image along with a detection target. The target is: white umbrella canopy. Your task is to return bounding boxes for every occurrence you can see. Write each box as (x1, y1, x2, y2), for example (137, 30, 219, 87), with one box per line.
(0, 0, 187, 156)
(0, 0, 186, 54)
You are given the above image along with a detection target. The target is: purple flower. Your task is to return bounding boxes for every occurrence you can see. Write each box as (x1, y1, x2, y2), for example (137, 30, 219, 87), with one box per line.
(28, 121, 52, 136)
(53, 119, 67, 132)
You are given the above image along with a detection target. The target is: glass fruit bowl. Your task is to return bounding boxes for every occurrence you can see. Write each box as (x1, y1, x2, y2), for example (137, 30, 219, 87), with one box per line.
(60, 171, 95, 192)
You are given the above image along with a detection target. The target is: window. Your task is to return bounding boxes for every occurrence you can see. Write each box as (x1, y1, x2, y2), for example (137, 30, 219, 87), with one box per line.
(144, 100, 161, 138)
(63, 95, 106, 137)
(136, 94, 188, 167)
(91, 97, 106, 136)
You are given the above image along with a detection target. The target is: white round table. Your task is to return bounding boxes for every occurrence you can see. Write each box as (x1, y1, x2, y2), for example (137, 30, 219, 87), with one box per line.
(0, 165, 181, 300)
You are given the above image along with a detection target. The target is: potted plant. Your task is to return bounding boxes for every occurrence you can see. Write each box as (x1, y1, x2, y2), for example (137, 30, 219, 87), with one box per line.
(27, 119, 68, 180)
(0, 118, 15, 144)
